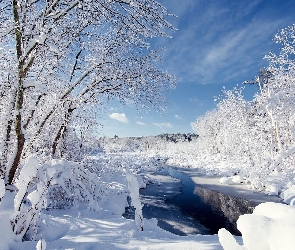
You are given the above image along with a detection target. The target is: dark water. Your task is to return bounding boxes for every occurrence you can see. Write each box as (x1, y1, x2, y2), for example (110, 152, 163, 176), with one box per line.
(166, 167, 254, 235)
(124, 167, 254, 236)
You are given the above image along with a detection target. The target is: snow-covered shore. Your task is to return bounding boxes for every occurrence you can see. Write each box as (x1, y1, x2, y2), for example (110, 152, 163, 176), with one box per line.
(1, 167, 227, 250)
(10, 210, 223, 250)
(173, 167, 282, 205)
(1, 153, 295, 250)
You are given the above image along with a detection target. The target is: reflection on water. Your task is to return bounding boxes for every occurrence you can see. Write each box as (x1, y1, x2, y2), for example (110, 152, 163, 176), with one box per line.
(167, 167, 255, 235)
(195, 186, 254, 232)
(123, 169, 209, 236)
(124, 168, 255, 236)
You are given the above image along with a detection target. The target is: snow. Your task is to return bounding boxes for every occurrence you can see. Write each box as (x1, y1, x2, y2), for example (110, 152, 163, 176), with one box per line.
(0, 213, 15, 250)
(45, 42, 60, 54)
(266, 184, 280, 196)
(219, 202, 295, 250)
(218, 228, 245, 250)
(232, 175, 243, 184)
(220, 177, 233, 185)
(126, 172, 144, 231)
(0, 155, 225, 249)
(0, 192, 17, 250)
(14, 157, 40, 211)
(280, 186, 295, 206)
(1, 153, 293, 249)
(16, 157, 39, 185)
(178, 168, 281, 205)
(36, 238, 46, 250)
(23, 80, 48, 94)
(4, 190, 223, 250)
(35, 32, 47, 45)
(27, 182, 46, 207)
(0, 178, 5, 199)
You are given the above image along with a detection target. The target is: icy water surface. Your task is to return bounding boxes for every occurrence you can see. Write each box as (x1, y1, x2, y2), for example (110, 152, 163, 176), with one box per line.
(124, 167, 254, 236)
(166, 167, 255, 235)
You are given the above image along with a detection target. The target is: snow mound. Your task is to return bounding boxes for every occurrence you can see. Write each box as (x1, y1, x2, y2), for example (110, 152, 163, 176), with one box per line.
(220, 177, 233, 185)
(266, 184, 280, 196)
(220, 175, 243, 185)
(280, 186, 295, 206)
(218, 228, 245, 250)
(232, 175, 243, 183)
(39, 216, 70, 242)
(219, 202, 295, 250)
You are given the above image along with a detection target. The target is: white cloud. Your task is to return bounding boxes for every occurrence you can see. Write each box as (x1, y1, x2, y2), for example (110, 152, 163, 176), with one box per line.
(109, 113, 129, 123)
(153, 122, 173, 130)
(136, 121, 146, 126)
(175, 115, 182, 120)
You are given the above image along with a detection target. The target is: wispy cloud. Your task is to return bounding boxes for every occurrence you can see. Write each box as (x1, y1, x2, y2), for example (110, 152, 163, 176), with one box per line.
(189, 97, 204, 106)
(109, 113, 129, 123)
(136, 121, 146, 126)
(159, 0, 290, 86)
(153, 122, 173, 130)
(160, 0, 197, 20)
(174, 115, 182, 120)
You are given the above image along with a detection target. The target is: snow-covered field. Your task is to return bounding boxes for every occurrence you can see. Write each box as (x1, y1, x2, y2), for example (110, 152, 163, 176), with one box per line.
(8, 206, 223, 250)
(0, 155, 224, 250)
(1, 152, 295, 249)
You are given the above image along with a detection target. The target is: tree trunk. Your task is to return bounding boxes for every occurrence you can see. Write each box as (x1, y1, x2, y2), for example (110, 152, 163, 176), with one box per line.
(51, 108, 74, 158)
(0, 119, 13, 179)
(8, 90, 25, 185)
(1, 86, 19, 182)
(51, 125, 67, 158)
(8, 0, 26, 185)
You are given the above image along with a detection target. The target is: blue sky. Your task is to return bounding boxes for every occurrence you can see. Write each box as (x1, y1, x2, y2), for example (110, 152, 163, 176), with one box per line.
(99, 0, 295, 138)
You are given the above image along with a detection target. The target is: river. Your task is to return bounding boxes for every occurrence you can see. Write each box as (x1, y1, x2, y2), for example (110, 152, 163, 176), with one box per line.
(124, 167, 266, 236)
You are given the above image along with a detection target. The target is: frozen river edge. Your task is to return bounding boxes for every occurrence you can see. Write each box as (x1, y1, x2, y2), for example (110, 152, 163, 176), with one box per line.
(176, 167, 282, 205)
(135, 166, 282, 237)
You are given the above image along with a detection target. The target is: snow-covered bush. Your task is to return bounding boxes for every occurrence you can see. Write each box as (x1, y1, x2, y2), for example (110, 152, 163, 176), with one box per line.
(218, 202, 295, 250)
(46, 159, 106, 210)
(11, 156, 109, 241)
(11, 158, 48, 241)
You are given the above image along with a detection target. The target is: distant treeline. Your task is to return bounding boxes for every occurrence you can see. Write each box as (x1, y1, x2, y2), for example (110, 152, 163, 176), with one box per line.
(96, 133, 199, 153)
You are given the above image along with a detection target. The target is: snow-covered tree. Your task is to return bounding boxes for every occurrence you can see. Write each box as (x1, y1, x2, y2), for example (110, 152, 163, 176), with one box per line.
(0, 0, 175, 184)
(191, 24, 295, 190)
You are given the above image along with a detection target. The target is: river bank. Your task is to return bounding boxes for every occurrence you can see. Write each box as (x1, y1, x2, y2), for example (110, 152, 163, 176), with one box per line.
(175, 167, 282, 205)
(132, 166, 282, 237)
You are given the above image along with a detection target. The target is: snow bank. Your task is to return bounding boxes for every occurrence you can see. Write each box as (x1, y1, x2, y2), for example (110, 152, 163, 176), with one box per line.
(0, 193, 16, 250)
(280, 186, 295, 205)
(219, 202, 295, 250)
(220, 175, 243, 185)
(0, 214, 14, 250)
(220, 177, 233, 185)
(266, 184, 280, 196)
(218, 228, 245, 250)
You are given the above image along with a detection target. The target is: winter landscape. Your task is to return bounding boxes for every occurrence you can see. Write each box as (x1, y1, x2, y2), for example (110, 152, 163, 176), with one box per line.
(1, 0, 295, 249)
